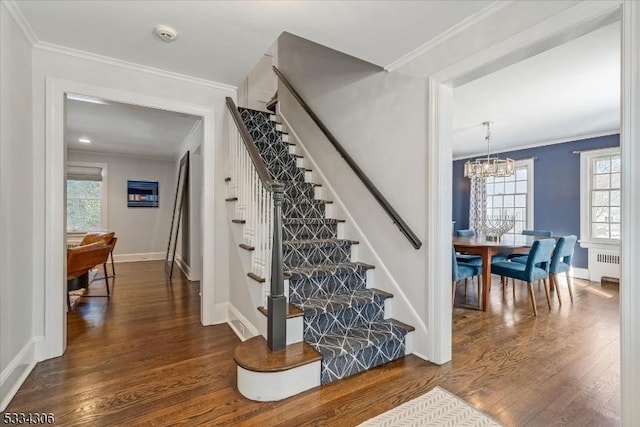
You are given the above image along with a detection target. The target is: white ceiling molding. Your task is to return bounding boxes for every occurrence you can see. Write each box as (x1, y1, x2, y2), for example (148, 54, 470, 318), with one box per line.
(385, 1, 513, 72)
(452, 129, 620, 161)
(432, 0, 623, 85)
(3, 0, 39, 45)
(34, 41, 237, 92)
(67, 148, 176, 162)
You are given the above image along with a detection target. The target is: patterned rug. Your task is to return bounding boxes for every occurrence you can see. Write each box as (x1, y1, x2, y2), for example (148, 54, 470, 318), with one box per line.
(358, 387, 502, 427)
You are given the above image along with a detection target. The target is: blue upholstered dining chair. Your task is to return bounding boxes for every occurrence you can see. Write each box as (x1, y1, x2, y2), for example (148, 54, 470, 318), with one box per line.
(454, 229, 483, 266)
(452, 247, 482, 308)
(456, 229, 475, 237)
(491, 239, 556, 316)
(507, 229, 554, 263)
(548, 235, 578, 305)
(522, 229, 553, 237)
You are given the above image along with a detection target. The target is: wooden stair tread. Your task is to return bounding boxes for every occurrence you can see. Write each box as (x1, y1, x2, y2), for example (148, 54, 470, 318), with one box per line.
(239, 243, 254, 251)
(257, 304, 304, 318)
(234, 336, 321, 373)
(388, 318, 416, 332)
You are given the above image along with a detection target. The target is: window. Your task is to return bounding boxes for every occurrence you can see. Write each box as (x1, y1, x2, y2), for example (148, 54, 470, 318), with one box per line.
(66, 163, 107, 232)
(485, 159, 534, 238)
(581, 147, 620, 243)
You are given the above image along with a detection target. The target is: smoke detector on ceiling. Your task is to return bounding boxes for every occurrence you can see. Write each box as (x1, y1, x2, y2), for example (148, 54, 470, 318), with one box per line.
(154, 25, 178, 43)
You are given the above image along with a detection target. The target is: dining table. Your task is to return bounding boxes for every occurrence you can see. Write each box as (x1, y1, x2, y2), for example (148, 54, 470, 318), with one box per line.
(453, 234, 538, 311)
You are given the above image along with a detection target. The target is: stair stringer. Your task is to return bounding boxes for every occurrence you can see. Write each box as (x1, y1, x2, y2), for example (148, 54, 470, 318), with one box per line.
(279, 112, 427, 359)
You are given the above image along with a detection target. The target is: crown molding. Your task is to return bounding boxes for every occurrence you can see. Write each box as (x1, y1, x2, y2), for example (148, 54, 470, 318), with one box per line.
(34, 41, 237, 92)
(452, 129, 620, 161)
(67, 148, 177, 162)
(2, 0, 39, 45)
(385, 1, 514, 73)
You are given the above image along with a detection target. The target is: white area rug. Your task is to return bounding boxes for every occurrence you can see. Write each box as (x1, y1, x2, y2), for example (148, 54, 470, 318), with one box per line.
(358, 386, 502, 427)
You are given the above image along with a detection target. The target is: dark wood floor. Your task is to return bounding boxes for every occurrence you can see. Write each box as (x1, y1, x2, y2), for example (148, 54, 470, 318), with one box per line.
(4, 261, 619, 426)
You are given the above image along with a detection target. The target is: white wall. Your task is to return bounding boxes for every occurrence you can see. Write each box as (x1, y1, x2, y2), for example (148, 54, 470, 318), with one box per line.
(237, 43, 277, 110)
(176, 121, 204, 281)
(31, 48, 234, 356)
(276, 33, 430, 356)
(0, 1, 35, 411)
(67, 150, 176, 259)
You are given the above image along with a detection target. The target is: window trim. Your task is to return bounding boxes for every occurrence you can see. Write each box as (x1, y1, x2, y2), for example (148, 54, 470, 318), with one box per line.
(579, 147, 621, 248)
(66, 161, 108, 233)
(485, 158, 534, 237)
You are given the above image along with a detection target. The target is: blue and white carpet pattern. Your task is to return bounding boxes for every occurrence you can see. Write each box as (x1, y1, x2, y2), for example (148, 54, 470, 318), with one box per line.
(288, 262, 370, 302)
(282, 218, 338, 241)
(239, 107, 412, 384)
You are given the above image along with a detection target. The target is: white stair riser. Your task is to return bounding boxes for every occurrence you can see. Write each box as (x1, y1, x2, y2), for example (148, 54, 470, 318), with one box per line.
(237, 362, 321, 402)
(256, 313, 304, 345)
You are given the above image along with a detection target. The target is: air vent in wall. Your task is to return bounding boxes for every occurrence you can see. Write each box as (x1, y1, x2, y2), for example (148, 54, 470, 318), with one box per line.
(596, 253, 620, 264)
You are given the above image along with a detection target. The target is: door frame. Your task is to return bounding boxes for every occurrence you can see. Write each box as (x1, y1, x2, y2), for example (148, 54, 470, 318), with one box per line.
(426, 2, 639, 423)
(40, 78, 217, 359)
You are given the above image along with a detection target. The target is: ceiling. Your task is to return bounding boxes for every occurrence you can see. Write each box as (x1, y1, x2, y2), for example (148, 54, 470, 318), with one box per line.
(65, 96, 201, 159)
(16, 0, 491, 86)
(16, 0, 491, 158)
(15, 1, 621, 159)
(453, 21, 620, 159)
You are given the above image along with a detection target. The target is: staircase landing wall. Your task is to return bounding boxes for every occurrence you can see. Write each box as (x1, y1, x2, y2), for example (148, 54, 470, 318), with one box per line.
(276, 33, 430, 357)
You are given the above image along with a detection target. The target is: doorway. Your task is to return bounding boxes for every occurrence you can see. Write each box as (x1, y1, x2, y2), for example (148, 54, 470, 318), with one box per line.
(425, 2, 639, 423)
(64, 95, 203, 314)
(42, 79, 216, 360)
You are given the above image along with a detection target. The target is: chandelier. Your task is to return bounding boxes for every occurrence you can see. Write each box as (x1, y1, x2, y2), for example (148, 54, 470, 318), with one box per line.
(464, 121, 515, 178)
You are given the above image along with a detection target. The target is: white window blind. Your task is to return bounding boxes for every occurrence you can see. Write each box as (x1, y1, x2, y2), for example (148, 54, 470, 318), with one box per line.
(66, 162, 107, 232)
(66, 164, 103, 181)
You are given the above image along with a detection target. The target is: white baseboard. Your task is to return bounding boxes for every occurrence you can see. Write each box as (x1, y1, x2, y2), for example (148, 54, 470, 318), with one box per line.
(211, 303, 259, 342)
(571, 267, 589, 280)
(174, 254, 193, 281)
(0, 339, 37, 411)
(112, 252, 165, 263)
(212, 302, 230, 325)
(227, 304, 259, 342)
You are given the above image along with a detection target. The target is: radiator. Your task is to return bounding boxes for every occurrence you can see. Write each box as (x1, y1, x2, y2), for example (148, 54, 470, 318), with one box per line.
(588, 247, 621, 281)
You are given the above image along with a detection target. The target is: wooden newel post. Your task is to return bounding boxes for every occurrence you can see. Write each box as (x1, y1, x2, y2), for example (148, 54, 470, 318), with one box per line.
(267, 182, 286, 351)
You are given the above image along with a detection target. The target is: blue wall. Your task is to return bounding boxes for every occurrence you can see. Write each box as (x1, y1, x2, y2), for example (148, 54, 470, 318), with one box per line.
(452, 134, 620, 268)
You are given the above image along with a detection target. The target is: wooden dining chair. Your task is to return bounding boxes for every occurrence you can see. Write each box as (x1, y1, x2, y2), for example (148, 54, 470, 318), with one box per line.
(491, 239, 555, 316)
(66, 241, 113, 310)
(81, 231, 117, 279)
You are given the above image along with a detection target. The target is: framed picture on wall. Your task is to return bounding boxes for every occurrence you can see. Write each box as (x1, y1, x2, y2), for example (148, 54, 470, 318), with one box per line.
(127, 180, 159, 207)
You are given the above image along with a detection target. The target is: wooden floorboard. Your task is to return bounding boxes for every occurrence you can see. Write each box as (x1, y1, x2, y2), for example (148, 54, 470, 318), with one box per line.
(4, 261, 620, 426)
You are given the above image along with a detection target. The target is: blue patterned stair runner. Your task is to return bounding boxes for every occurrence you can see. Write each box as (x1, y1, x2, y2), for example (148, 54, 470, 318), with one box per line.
(238, 107, 412, 385)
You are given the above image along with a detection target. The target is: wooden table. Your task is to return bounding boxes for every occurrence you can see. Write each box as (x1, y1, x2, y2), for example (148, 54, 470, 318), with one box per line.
(453, 235, 535, 311)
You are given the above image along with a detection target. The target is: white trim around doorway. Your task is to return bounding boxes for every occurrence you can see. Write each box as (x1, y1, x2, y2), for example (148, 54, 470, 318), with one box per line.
(426, 3, 639, 424)
(40, 78, 217, 361)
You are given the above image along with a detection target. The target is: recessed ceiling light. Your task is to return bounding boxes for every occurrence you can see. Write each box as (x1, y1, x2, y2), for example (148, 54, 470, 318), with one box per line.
(154, 25, 178, 43)
(66, 93, 108, 105)
(78, 137, 92, 144)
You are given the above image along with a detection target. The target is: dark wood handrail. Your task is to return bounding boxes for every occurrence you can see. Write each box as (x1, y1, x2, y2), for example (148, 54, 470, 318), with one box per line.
(272, 66, 423, 250)
(225, 97, 277, 190)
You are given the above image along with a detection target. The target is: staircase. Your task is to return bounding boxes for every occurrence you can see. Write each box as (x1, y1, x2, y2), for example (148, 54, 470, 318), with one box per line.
(236, 107, 414, 385)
